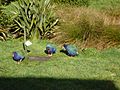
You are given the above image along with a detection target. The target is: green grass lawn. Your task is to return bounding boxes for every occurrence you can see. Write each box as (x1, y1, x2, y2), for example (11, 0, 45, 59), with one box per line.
(0, 39, 120, 90)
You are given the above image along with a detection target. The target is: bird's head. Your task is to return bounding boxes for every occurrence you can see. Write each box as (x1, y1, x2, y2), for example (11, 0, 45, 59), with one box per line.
(13, 52, 17, 57)
(47, 48, 51, 53)
(63, 44, 67, 49)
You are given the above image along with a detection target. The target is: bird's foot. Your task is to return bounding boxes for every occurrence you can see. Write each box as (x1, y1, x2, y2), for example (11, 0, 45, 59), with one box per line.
(69, 55, 75, 57)
(48, 54, 52, 57)
(17, 62, 20, 64)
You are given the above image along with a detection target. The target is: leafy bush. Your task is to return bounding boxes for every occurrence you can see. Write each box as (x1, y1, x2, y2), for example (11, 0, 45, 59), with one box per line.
(3, 0, 58, 41)
(0, 0, 17, 5)
(0, 27, 8, 41)
(0, 5, 14, 41)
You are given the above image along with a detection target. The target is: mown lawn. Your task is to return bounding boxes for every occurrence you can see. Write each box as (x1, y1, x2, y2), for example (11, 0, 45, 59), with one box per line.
(0, 39, 120, 90)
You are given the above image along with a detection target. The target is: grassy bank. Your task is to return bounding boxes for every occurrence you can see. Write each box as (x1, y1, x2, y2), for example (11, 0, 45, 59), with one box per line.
(0, 39, 120, 89)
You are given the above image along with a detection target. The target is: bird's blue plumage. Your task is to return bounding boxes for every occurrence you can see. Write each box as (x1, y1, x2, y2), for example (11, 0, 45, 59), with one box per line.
(13, 52, 25, 62)
(63, 44, 78, 56)
(45, 44, 56, 54)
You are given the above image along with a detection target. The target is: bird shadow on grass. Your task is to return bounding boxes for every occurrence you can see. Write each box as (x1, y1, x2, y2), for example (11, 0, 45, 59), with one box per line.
(60, 50, 78, 57)
(60, 49, 68, 56)
(44, 50, 48, 54)
(0, 77, 118, 90)
(44, 50, 56, 55)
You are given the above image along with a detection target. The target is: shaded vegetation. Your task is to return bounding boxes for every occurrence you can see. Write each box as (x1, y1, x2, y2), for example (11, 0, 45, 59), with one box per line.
(0, 0, 17, 5)
(0, 77, 118, 90)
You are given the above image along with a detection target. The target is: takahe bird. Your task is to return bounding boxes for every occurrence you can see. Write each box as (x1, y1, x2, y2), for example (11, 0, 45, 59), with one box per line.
(63, 44, 78, 57)
(12, 52, 25, 64)
(45, 44, 56, 56)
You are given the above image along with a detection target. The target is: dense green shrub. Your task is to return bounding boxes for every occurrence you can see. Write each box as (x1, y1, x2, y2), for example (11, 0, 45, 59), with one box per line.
(3, 0, 58, 41)
(0, 0, 17, 5)
(0, 5, 13, 41)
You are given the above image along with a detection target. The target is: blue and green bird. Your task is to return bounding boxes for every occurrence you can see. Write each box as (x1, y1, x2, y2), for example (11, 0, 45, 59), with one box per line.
(45, 44, 56, 56)
(63, 44, 78, 57)
(12, 52, 25, 64)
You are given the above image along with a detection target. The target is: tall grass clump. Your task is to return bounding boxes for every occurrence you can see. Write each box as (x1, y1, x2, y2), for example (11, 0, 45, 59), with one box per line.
(55, 6, 120, 48)
(103, 25, 120, 42)
(89, 0, 120, 17)
(76, 13, 104, 41)
(60, 9, 104, 42)
(53, 0, 90, 7)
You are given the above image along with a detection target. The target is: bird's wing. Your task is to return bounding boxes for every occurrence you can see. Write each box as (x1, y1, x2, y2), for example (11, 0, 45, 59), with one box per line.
(17, 53, 24, 59)
(66, 45, 77, 51)
(52, 48, 56, 53)
(46, 44, 53, 49)
(46, 44, 56, 50)
(67, 45, 78, 55)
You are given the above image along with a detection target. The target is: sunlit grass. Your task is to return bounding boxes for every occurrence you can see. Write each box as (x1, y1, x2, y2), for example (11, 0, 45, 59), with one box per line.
(0, 40, 120, 89)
